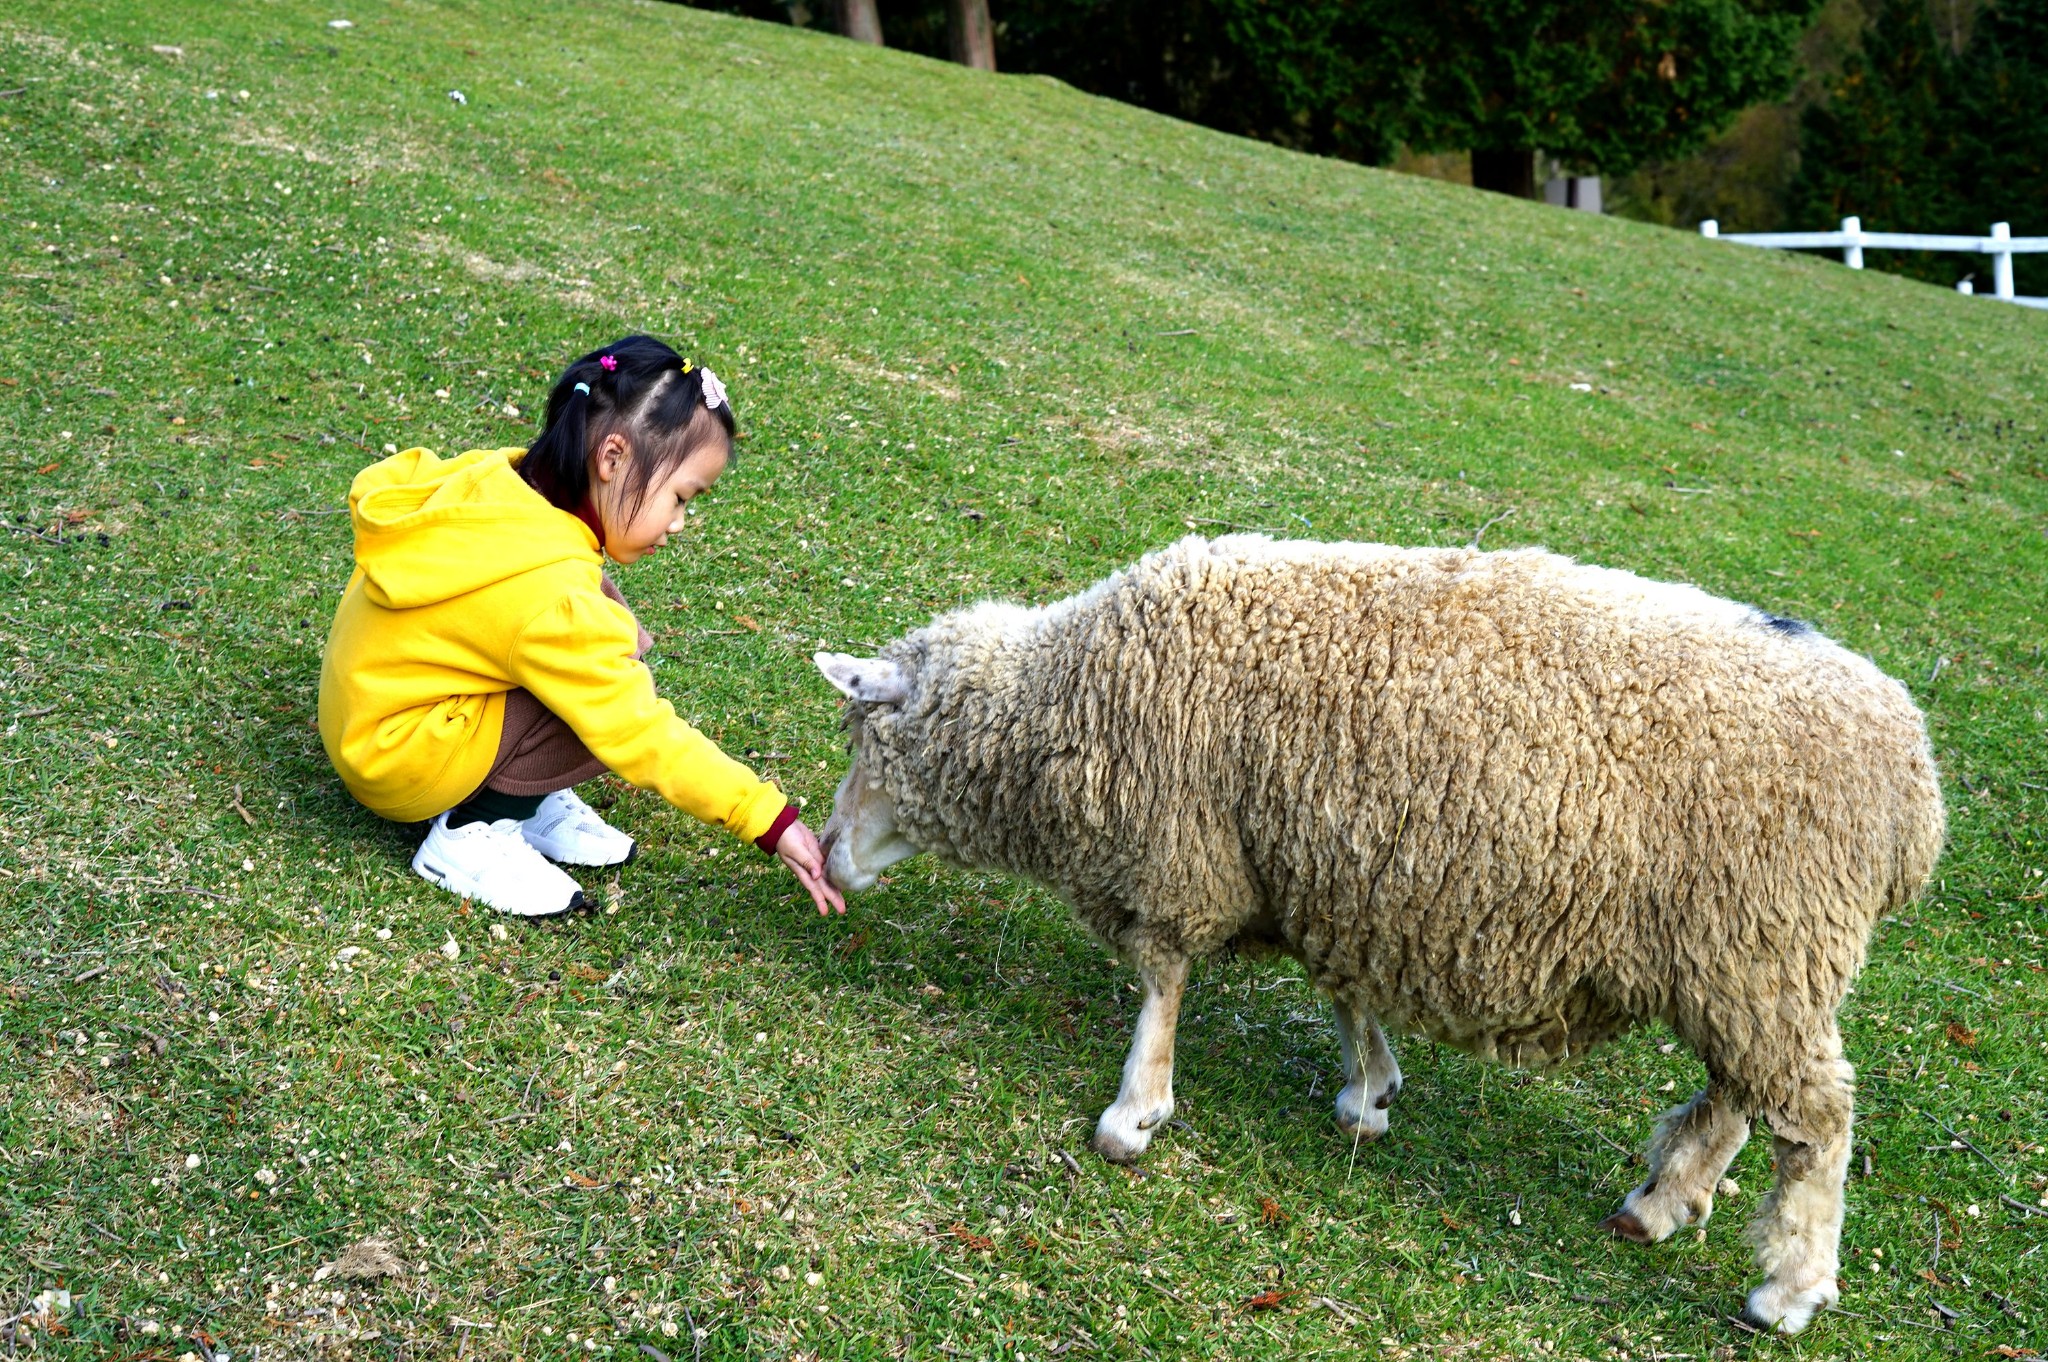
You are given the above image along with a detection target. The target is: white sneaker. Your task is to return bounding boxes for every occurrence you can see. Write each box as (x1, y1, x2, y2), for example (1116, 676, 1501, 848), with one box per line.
(412, 813, 586, 917)
(519, 789, 636, 867)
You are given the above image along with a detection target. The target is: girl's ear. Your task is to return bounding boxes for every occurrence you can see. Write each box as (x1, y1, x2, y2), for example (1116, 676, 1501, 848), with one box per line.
(592, 432, 630, 485)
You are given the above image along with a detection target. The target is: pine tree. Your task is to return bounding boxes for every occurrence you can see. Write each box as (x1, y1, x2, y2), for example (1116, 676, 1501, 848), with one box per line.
(1382, 1, 1824, 196)
(1952, 0, 2048, 293)
(1790, 0, 1966, 282)
(1790, 0, 2046, 293)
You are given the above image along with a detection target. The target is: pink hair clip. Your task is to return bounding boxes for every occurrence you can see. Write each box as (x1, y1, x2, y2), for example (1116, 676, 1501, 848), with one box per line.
(599, 354, 618, 372)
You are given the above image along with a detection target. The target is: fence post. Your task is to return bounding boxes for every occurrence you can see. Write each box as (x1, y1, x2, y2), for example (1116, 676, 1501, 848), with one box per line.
(1991, 222, 2015, 300)
(1841, 216, 1864, 269)
(1699, 219, 1719, 239)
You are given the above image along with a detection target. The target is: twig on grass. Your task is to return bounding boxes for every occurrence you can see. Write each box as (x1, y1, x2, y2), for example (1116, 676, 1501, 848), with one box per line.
(230, 785, 257, 827)
(1154, 329, 1197, 336)
(1184, 517, 1292, 535)
(1468, 506, 1517, 549)
(1939, 979, 1992, 1001)
(1925, 1109, 2011, 1181)
(4, 523, 63, 544)
(116, 1023, 171, 1056)
(1822, 1305, 1952, 1334)
(72, 965, 106, 985)
(1927, 655, 1950, 685)
(2000, 1195, 2048, 1218)
(8, 705, 56, 720)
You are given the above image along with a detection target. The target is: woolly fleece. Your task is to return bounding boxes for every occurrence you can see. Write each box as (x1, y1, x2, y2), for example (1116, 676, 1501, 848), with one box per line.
(825, 534, 1944, 1328)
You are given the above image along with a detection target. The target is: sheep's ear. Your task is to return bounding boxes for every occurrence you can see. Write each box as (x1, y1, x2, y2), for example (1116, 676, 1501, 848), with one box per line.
(813, 652, 910, 705)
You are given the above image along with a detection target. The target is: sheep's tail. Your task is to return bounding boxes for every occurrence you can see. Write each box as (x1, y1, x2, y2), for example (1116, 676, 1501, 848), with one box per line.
(1882, 737, 1947, 917)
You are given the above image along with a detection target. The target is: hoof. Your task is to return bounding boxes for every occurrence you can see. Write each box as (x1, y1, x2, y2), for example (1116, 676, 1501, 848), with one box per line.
(1742, 1278, 1838, 1335)
(1604, 1177, 1714, 1244)
(1334, 1080, 1395, 1140)
(1599, 1210, 1653, 1244)
(1093, 1102, 1169, 1165)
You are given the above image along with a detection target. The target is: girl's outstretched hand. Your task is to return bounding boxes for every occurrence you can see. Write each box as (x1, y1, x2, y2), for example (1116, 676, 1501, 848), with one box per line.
(775, 819, 846, 916)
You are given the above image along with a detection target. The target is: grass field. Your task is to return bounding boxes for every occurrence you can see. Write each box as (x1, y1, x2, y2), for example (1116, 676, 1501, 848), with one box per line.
(3, 1, 2046, 1357)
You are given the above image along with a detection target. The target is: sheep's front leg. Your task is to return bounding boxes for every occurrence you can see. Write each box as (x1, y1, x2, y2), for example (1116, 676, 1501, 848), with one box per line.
(1332, 994, 1402, 1140)
(1092, 955, 1188, 1165)
(1600, 1083, 1750, 1243)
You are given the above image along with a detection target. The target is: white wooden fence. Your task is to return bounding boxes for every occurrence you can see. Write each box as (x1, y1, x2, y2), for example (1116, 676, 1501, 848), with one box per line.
(1699, 216, 2048, 310)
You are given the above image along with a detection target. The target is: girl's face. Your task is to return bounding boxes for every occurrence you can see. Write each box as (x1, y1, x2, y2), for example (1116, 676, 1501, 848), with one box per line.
(591, 432, 730, 565)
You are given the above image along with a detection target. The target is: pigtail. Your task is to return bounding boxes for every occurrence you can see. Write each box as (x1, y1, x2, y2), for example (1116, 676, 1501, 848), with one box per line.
(520, 368, 601, 511)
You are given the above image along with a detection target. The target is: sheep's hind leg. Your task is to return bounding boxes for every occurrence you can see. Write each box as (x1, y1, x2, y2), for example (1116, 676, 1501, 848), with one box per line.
(1092, 954, 1188, 1165)
(1741, 1039, 1855, 1335)
(1332, 995, 1401, 1140)
(1600, 1083, 1749, 1244)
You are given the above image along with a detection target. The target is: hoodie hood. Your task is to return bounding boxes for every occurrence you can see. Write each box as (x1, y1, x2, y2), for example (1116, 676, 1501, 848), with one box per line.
(347, 447, 598, 608)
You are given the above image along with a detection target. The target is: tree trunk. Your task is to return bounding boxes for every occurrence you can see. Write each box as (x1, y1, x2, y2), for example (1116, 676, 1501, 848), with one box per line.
(948, 0, 997, 71)
(1470, 147, 1537, 199)
(838, 0, 883, 45)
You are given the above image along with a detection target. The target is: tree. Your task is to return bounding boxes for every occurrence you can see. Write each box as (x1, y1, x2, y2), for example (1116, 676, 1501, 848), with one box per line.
(683, 0, 1822, 191)
(1369, 1, 1827, 196)
(989, 0, 1406, 161)
(1952, 0, 2048, 291)
(985, 1, 1821, 194)
(839, 0, 884, 44)
(949, 0, 997, 69)
(1790, 0, 2048, 292)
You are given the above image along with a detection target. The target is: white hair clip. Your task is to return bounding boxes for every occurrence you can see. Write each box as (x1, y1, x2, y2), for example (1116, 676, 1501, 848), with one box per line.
(698, 366, 728, 411)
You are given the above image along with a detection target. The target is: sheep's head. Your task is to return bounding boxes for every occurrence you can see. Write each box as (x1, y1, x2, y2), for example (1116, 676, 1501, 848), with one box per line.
(813, 651, 919, 894)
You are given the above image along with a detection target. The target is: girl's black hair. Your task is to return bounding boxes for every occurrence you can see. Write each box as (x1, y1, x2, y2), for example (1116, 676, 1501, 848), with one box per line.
(519, 333, 738, 518)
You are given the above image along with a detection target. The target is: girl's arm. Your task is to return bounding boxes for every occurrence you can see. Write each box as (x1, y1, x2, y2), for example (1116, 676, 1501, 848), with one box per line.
(508, 591, 788, 845)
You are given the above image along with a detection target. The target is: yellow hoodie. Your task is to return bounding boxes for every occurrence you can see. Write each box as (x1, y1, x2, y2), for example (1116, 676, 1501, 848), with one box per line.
(317, 446, 789, 840)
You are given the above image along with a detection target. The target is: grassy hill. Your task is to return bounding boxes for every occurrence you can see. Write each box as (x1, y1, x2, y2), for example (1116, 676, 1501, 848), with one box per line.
(2, 1, 2044, 1356)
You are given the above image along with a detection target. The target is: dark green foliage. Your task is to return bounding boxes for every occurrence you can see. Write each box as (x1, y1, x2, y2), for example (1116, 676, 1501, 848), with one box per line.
(1953, 0, 2048, 292)
(980, 1, 1404, 162)
(1791, 0, 2048, 292)
(683, 0, 1821, 180)
(1791, 0, 1970, 281)
(1377, 0, 1821, 179)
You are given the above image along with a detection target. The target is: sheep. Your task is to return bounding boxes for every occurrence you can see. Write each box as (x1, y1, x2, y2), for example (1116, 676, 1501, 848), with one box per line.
(813, 534, 1944, 1333)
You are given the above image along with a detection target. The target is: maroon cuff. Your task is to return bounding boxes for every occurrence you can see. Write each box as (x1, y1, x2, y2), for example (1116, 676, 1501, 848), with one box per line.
(754, 802, 801, 855)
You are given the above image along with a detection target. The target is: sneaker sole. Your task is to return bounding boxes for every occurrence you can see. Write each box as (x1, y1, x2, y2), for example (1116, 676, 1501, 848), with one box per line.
(412, 849, 586, 918)
(523, 836, 637, 869)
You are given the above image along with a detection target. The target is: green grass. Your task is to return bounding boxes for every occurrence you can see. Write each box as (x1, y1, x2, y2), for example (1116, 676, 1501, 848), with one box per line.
(2, 1, 2045, 1357)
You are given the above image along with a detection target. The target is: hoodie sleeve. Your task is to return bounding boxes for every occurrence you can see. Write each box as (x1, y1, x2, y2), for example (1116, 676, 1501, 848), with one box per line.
(505, 589, 789, 844)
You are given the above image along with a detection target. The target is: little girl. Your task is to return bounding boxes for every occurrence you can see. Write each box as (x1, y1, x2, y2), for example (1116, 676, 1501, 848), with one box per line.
(318, 334, 843, 919)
